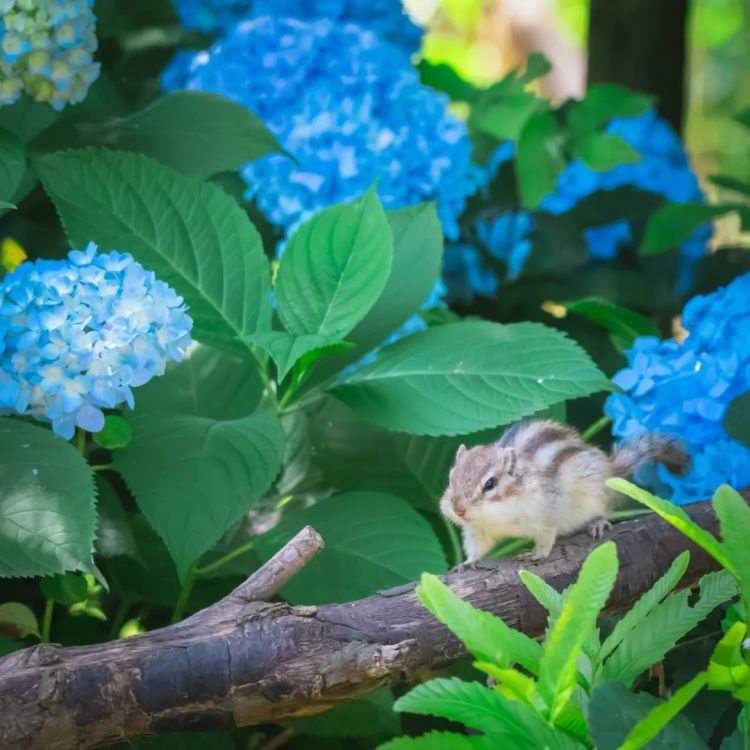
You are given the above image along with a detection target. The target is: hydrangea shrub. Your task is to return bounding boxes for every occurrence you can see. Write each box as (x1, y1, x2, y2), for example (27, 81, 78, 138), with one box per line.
(0, 0, 100, 110)
(0, 242, 193, 438)
(607, 271, 750, 504)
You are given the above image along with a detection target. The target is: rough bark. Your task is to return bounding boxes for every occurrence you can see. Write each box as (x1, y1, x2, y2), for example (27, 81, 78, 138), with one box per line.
(0, 497, 737, 750)
(587, 0, 688, 133)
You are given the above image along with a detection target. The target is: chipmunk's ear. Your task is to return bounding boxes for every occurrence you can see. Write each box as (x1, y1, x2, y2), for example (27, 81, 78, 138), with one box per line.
(456, 444, 467, 461)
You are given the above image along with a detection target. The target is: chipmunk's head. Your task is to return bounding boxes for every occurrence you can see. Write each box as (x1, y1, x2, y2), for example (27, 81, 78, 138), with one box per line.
(443, 442, 521, 523)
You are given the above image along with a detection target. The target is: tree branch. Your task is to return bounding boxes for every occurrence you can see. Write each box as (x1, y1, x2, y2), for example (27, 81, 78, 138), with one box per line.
(0, 497, 740, 749)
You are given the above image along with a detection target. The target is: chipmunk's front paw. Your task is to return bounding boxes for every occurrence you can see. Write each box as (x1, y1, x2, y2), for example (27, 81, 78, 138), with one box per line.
(587, 518, 612, 541)
(454, 559, 481, 573)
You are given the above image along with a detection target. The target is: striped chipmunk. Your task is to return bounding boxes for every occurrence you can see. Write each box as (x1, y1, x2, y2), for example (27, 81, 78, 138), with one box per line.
(440, 418, 690, 565)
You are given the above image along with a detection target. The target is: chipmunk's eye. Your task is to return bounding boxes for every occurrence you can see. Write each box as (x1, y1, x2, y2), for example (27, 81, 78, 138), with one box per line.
(482, 477, 496, 493)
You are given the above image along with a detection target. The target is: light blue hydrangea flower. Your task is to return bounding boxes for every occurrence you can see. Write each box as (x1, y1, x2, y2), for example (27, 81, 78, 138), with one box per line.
(605, 271, 750, 504)
(172, 0, 422, 55)
(166, 16, 473, 243)
(0, 0, 100, 110)
(0, 242, 193, 439)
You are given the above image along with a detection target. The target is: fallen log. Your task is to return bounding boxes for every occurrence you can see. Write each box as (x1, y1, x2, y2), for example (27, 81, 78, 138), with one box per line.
(0, 496, 736, 749)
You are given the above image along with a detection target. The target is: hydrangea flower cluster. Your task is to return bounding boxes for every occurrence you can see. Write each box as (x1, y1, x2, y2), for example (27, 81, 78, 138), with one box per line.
(172, 0, 422, 56)
(444, 110, 709, 304)
(606, 271, 750, 504)
(167, 16, 473, 242)
(0, 0, 100, 110)
(0, 243, 193, 439)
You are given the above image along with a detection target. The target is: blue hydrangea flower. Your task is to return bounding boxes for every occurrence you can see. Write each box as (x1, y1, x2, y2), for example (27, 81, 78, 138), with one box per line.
(442, 244, 498, 305)
(605, 271, 750, 504)
(172, 0, 422, 56)
(166, 16, 473, 243)
(0, 0, 100, 110)
(0, 242, 193, 439)
(541, 108, 710, 291)
(476, 211, 534, 280)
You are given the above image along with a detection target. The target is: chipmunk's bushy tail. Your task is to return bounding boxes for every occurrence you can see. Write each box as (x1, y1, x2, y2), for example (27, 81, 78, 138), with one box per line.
(610, 433, 691, 478)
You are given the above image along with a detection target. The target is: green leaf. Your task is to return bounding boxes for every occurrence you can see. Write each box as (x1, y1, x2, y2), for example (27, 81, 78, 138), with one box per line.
(598, 551, 690, 662)
(395, 678, 578, 749)
(379, 731, 491, 750)
(520, 53, 553, 83)
(517, 111, 567, 208)
(306, 202, 443, 384)
(640, 203, 743, 254)
(30, 91, 283, 179)
(538, 542, 618, 720)
(562, 298, 659, 349)
(293, 688, 399, 738)
(254, 492, 447, 604)
(589, 682, 709, 750)
(35, 148, 271, 358)
(601, 570, 737, 687)
(40, 572, 89, 605)
(0, 602, 40, 639)
(470, 90, 541, 141)
(723, 393, 750, 449)
(713, 484, 750, 609)
(418, 59, 478, 101)
(569, 85, 654, 134)
(709, 175, 750, 198)
(94, 476, 142, 563)
(417, 573, 543, 673)
(574, 132, 641, 171)
(92, 415, 132, 450)
(519, 570, 565, 628)
(0, 419, 97, 578)
(115, 398, 284, 580)
(255, 331, 336, 383)
(735, 108, 750, 129)
(707, 622, 750, 699)
(0, 128, 25, 203)
(0, 200, 16, 210)
(608, 480, 734, 571)
(275, 188, 392, 341)
(311, 399, 478, 511)
(619, 672, 707, 750)
(333, 321, 610, 436)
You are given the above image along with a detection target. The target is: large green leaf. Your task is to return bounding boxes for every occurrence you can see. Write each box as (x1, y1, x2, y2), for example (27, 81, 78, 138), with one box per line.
(601, 570, 737, 687)
(114, 353, 282, 581)
(35, 148, 271, 358)
(538, 542, 618, 720)
(589, 682, 709, 750)
(517, 111, 566, 208)
(640, 203, 746, 254)
(0, 420, 97, 578)
(619, 672, 707, 750)
(562, 297, 660, 351)
(332, 321, 610, 436)
(254, 492, 447, 604)
(417, 573, 543, 674)
(598, 551, 690, 663)
(712, 484, 750, 608)
(568, 85, 653, 134)
(707, 622, 750, 700)
(573, 132, 640, 172)
(0, 603, 40, 639)
(0, 128, 25, 205)
(395, 678, 578, 749)
(303, 203, 443, 386)
(608, 480, 733, 570)
(30, 91, 283, 179)
(379, 731, 491, 750)
(275, 187, 392, 341)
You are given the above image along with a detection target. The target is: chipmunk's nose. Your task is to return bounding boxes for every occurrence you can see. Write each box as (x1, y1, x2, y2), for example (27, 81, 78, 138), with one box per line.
(455, 507, 466, 518)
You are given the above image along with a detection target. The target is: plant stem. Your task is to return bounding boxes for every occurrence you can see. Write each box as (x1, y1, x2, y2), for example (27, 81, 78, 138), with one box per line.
(257, 728, 297, 750)
(75, 427, 87, 457)
(40, 598, 54, 643)
(442, 517, 463, 568)
(171, 565, 198, 624)
(582, 415, 612, 443)
(91, 463, 113, 472)
(194, 541, 254, 577)
(255, 361, 278, 407)
(610, 508, 652, 519)
(108, 597, 132, 640)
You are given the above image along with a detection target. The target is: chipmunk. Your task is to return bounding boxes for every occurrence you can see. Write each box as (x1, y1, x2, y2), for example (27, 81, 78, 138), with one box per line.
(440, 418, 690, 564)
